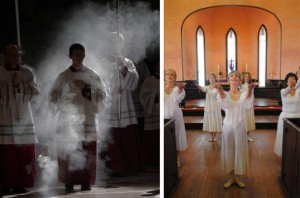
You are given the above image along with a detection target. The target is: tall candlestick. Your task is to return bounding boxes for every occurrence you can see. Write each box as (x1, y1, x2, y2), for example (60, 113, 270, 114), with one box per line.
(218, 64, 220, 72)
(245, 64, 248, 72)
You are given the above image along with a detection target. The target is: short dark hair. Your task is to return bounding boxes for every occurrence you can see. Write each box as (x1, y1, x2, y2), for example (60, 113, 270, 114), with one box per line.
(3, 44, 19, 55)
(284, 72, 298, 85)
(69, 43, 85, 55)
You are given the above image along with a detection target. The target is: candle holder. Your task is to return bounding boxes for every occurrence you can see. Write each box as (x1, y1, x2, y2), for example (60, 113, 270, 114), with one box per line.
(218, 71, 223, 79)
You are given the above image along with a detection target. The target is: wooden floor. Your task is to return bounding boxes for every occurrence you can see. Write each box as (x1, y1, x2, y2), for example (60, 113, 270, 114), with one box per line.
(3, 172, 159, 198)
(172, 129, 287, 198)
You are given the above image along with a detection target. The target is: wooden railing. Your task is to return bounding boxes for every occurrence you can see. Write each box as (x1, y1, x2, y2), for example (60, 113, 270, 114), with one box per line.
(178, 80, 284, 105)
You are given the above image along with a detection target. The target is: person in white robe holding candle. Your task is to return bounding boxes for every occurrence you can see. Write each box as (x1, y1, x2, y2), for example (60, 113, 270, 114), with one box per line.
(214, 70, 255, 188)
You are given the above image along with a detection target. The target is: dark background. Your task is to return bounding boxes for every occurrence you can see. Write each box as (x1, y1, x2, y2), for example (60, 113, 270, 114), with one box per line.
(0, 0, 159, 69)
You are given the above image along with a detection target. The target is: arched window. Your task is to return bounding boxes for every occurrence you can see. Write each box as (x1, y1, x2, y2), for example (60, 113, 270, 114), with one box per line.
(226, 29, 237, 75)
(197, 27, 205, 85)
(258, 25, 267, 87)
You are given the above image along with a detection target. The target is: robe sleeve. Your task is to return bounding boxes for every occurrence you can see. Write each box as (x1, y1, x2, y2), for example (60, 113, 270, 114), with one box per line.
(121, 59, 139, 91)
(15, 70, 40, 103)
(0, 82, 10, 105)
(0, 69, 39, 104)
(295, 79, 300, 90)
(217, 91, 230, 110)
(281, 86, 291, 97)
(88, 74, 107, 113)
(140, 77, 159, 116)
(172, 87, 185, 104)
(49, 73, 64, 115)
(197, 84, 207, 92)
(241, 91, 254, 110)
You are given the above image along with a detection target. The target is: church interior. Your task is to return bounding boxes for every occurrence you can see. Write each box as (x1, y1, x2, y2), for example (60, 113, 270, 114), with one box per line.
(164, 0, 300, 197)
(1, 0, 300, 197)
(0, 0, 159, 198)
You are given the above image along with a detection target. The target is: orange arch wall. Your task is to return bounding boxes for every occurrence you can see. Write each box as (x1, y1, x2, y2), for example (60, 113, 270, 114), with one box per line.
(181, 6, 281, 81)
(165, 1, 300, 81)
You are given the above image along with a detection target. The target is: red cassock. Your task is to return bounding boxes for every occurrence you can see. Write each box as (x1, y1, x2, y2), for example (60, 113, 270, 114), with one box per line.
(141, 129, 160, 167)
(57, 141, 96, 185)
(101, 125, 142, 173)
(0, 144, 36, 188)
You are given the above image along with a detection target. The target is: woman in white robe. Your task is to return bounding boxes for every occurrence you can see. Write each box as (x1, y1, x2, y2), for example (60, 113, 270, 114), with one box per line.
(274, 72, 300, 157)
(164, 69, 187, 167)
(215, 70, 254, 189)
(195, 73, 222, 142)
(240, 72, 258, 142)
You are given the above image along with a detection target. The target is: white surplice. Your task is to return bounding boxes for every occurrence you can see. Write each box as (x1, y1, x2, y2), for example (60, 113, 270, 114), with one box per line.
(0, 65, 39, 144)
(101, 57, 139, 128)
(49, 66, 106, 142)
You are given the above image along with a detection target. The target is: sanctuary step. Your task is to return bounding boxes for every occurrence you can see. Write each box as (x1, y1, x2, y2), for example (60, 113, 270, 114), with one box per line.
(182, 98, 281, 129)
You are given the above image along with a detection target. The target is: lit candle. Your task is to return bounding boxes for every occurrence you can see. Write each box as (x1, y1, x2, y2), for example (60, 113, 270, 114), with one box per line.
(218, 64, 220, 72)
(245, 64, 248, 72)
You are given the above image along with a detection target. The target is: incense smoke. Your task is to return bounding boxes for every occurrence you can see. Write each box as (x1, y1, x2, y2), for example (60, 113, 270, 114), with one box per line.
(31, 1, 159, 187)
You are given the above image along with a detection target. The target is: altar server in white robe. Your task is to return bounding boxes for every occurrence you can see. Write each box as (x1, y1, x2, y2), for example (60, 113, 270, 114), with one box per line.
(49, 43, 106, 193)
(0, 44, 39, 194)
(195, 72, 222, 142)
(215, 70, 254, 189)
(139, 62, 160, 167)
(100, 32, 141, 174)
(274, 72, 300, 157)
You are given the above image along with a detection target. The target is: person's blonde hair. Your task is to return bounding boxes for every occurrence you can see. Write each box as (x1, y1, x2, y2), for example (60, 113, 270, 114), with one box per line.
(208, 72, 217, 79)
(228, 70, 241, 80)
(241, 72, 252, 84)
(164, 69, 177, 80)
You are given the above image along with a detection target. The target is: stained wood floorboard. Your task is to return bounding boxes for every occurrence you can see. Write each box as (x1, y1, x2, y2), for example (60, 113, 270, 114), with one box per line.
(172, 129, 286, 198)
